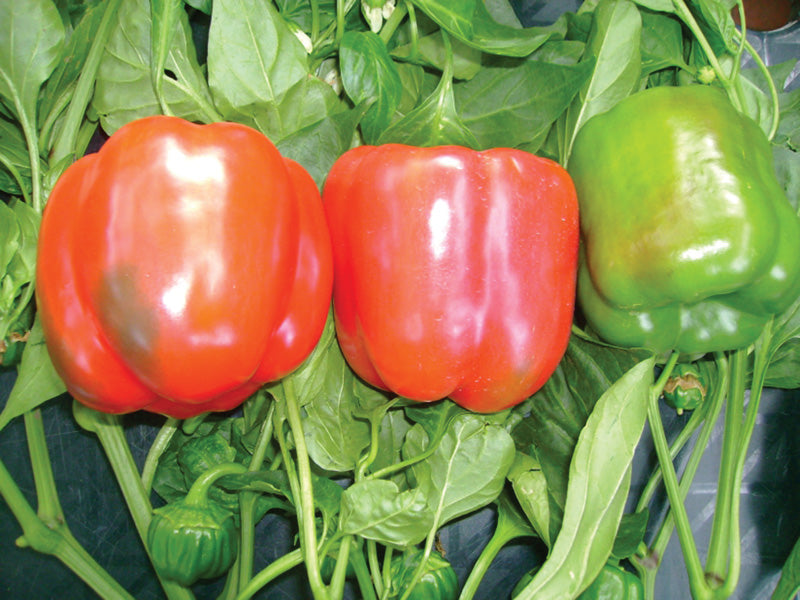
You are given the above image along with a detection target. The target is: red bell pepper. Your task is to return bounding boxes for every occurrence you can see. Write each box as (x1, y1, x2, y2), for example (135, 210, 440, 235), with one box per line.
(322, 144, 579, 412)
(36, 116, 333, 418)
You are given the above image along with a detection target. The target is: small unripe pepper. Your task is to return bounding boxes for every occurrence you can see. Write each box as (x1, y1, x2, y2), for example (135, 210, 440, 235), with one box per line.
(662, 363, 707, 414)
(147, 463, 245, 586)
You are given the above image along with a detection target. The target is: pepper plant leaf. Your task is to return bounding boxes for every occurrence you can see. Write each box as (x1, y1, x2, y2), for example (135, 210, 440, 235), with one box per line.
(207, 0, 308, 129)
(93, 0, 215, 131)
(409, 0, 564, 57)
(0, 0, 64, 124)
(0, 317, 67, 431)
(408, 413, 515, 527)
(455, 55, 594, 151)
(339, 31, 403, 145)
(560, 0, 642, 164)
(514, 357, 655, 600)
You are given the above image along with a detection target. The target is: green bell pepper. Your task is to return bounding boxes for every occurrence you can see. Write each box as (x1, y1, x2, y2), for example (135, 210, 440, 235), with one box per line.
(578, 563, 644, 600)
(569, 85, 800, 355)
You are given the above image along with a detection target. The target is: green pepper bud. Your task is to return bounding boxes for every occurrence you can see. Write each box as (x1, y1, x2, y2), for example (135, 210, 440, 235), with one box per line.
(662, 363, 707, 415)
(697, 66, 716, 84)
(147, 462, 245, 586)
(389, 548, 458, 600)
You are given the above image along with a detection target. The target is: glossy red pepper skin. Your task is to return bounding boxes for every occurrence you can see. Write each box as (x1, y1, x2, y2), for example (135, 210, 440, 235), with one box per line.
(322, 145, 579, 413)
(37, 116, 333, 418)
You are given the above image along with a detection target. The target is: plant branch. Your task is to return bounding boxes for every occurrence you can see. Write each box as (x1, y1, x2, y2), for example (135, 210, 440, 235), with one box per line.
(646, 372, 712, 600)
(72, 404, 195, 600)
(50, 0, 123, 169)
(705, 349, 746, 584)
(233, 548, 304, 600)
(0, 451, 135, 599)
(140, 417, 180, 495)
(281, 378, 330, 600)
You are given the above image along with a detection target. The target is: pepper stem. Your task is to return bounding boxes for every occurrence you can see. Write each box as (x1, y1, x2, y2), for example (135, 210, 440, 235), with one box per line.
(281, 377, 332, 600)
(72, 402, 196, 600)
(645, 353, 714, 600)
(184, 462, 248, 506)
(140, 417, 180, 495)
(671, 0, 745, 112)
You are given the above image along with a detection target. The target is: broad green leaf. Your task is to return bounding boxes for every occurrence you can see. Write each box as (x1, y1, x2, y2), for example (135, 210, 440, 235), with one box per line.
(640, 10, 689, 76)
(455, 56, 594, 151)
(561, 0, 642, 165)
(271, 317, 371, 473)
(508, 451, 551, 544)
(93, 0, 215, 131)
(150, 0, 185, 111)
(304, 474, 344, 531)
(758, 288, 800, 385)
(207, 0, 308, 124)
(248, 75, 345, 147)
(39, 1, 105, 126)
(184, 0, 212, 14)
(530, 40, 586, 65)
(772, 532, 800, 600)
(340, 479, 433, 546)
(0, 117, 30, 196)
(277, 102, 366, 187)
(777, 90, 800, 151)
(512, 335, 650, 539)
(565, 10, 594, 42)
(5, 199, 39, 288)
(0, 200, 38, 343)
(378, 68, 478, 147)
(302, 371, 371, 473)
(370, 409, 413, 487)
(761, 338, 800, 389)
(339, 31, 403, 144)
(276, 0, 337, 33)
(404, 400, 463, 442)
(0, 201, 19, 285)
(494, 488, 537, 541)
(409, 0, 563, 57)
(394, 62, 431, 118)
(611, 509, 649, 560)
(689, 0, 738, 55)
(0, 0, 64, 121)
(392, 31, 483, 81)
(774, 145, 800, 211)
(54, 0, 104, 31)
(514, 357, 655, 600)
(632, 0, 674, 11)
(0, 316, 67, 431)
(740, 61, 799, 139)
(409, 413, 515, 527)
